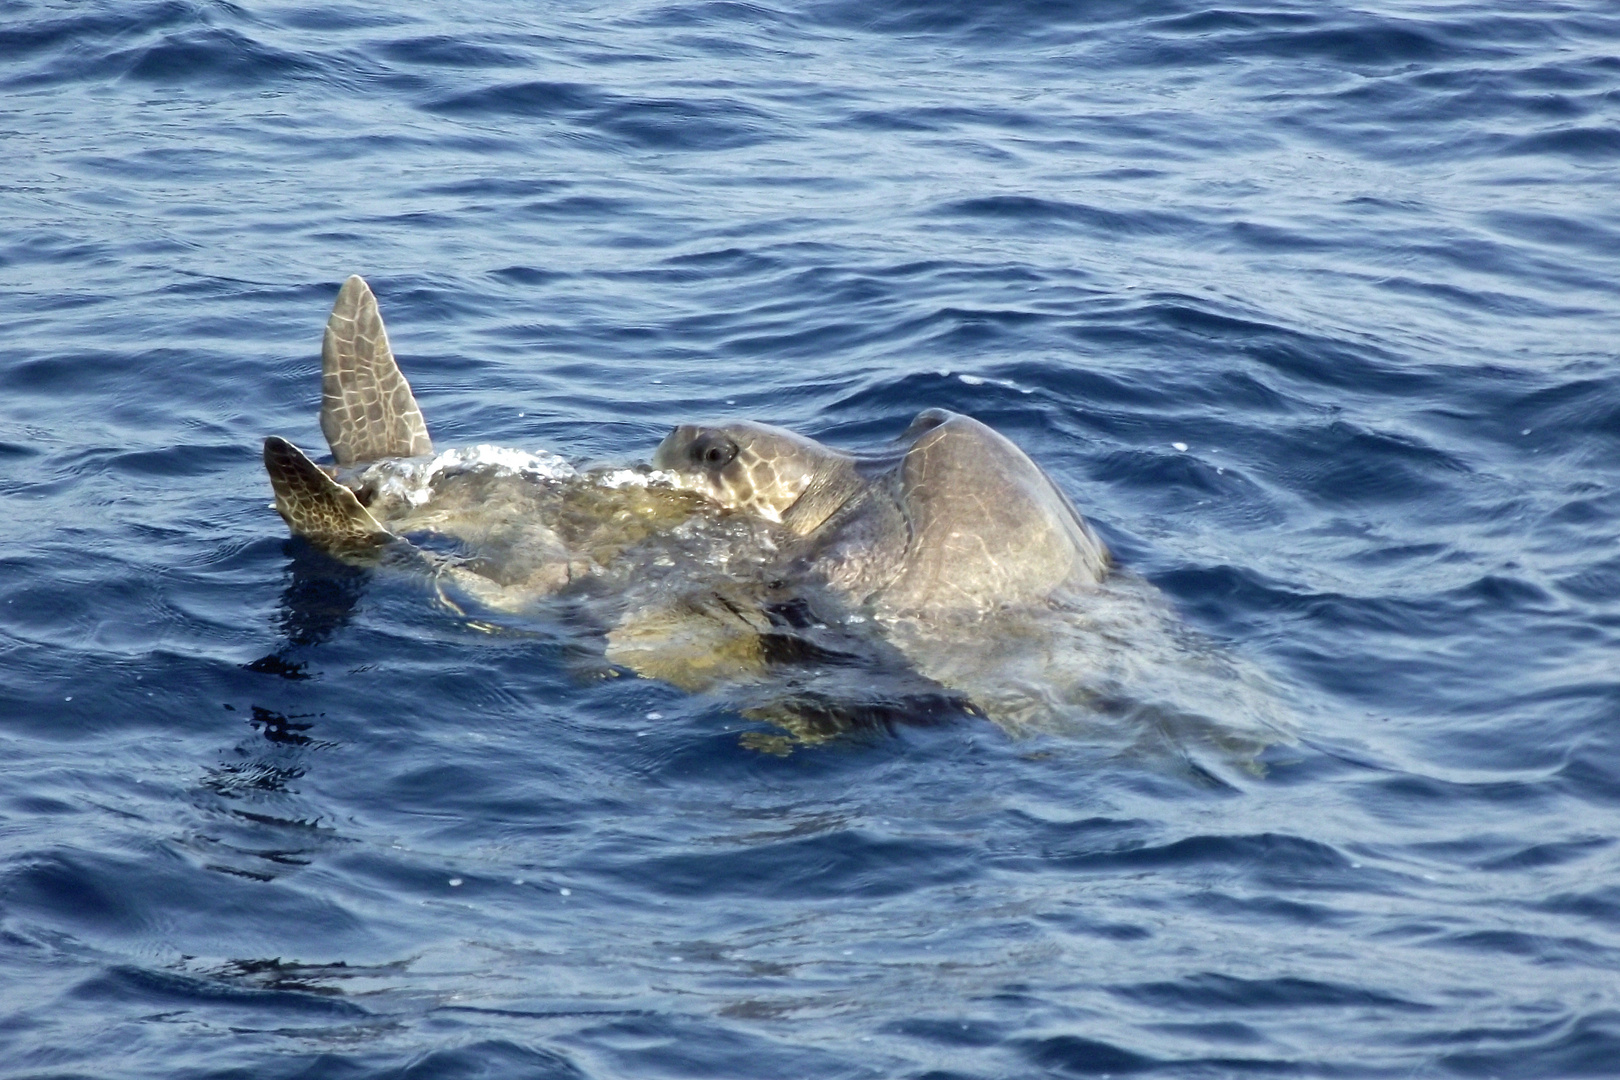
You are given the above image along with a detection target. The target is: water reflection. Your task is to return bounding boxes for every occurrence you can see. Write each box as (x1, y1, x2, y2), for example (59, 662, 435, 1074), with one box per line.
(192, 700, 340, 883)
(269, 539, 371, 648)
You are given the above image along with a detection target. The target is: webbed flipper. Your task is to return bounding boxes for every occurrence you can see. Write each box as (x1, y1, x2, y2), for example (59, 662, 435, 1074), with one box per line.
(264, 436, 394, 549)
(320, 275, 432, 466)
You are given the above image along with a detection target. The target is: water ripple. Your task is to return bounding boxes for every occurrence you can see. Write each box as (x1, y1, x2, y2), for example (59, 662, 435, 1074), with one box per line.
(2, 0, 1619, 1075)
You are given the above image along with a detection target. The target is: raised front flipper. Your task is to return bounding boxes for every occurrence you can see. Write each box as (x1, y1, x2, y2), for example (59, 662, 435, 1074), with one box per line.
(320, 275, 433, 466)
(264, 436, 394, 550)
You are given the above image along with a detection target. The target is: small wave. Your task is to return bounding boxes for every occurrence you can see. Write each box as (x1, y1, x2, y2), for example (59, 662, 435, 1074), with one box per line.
(1436, 1012, 1620, 1078)
(428, 79, 605, 117)
(119, 26, 318, 87)
(597, 828, 978, 900)
(377, 35, 531, 69)
(73, 963, 370, 1017)
(937, 195, 1189, 238)
(814, 0, 1101, 39)
(0, 0, 194, 68)
(1119, 970, 1430, 1012)
(424, 80, 780, 151)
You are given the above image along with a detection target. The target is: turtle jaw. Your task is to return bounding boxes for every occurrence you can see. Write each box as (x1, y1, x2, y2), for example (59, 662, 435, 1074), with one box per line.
(651, 424, 730, 505)
(651, 424, 701, 474)
(651, 424, 745, 514)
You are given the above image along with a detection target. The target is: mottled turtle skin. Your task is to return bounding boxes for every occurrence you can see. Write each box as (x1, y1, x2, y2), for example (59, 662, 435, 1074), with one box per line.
(320, 274, 432, 468)
(262, 276, 423, 550)
(654, 410, 1109, 619)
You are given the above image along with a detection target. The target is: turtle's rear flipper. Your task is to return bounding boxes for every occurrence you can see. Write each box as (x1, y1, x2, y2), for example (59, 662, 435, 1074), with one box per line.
(320, 275, 433, 466)
(264, 436, 394, 550)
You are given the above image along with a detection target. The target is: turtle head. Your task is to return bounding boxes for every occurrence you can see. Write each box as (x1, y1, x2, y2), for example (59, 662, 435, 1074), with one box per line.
(653, 421, 855, 532)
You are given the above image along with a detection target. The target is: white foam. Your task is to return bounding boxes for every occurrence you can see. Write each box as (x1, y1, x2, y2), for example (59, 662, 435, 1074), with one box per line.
(449, 444, 577, 480)
(958, 372, 1035, 395)
(594, 467, 680, 490)
(364, 444, 578, 507)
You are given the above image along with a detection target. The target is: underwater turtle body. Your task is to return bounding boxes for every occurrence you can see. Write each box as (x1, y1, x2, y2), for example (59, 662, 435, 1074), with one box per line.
(652, 410, 1110, 620)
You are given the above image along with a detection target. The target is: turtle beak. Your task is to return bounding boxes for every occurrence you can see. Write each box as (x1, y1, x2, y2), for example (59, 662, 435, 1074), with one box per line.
(652, 425, 696, 471)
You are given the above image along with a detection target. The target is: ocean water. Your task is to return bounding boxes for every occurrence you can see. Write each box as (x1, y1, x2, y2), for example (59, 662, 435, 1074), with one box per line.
(3, 0, 1620, 1076)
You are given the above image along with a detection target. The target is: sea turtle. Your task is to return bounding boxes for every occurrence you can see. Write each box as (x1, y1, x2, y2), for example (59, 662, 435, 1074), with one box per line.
(261, 278, 835, 715)
(262, 277, 1290, 768)
(650, 412, 1110, 619)
(263, 276, 725, 606)
(650, 416, 1294, 769)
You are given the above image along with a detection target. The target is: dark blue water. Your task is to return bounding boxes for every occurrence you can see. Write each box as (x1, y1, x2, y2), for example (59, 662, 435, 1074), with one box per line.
(4, 0, 1620, 1075)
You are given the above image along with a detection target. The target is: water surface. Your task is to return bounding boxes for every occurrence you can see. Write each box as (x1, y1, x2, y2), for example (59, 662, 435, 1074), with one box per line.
(3, 1, 1619, 1076)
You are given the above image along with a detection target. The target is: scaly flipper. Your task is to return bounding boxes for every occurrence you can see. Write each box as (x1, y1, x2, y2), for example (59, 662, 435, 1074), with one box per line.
(264, 436, 394, 549)
(320, 275, 433, 466)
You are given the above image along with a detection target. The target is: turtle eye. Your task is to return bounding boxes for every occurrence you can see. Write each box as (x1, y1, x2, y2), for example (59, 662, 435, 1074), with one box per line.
(691, 434, 738, 469)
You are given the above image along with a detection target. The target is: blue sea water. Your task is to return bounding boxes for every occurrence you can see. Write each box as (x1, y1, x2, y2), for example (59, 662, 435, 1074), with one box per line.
(3, 0, 1620, 1076)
